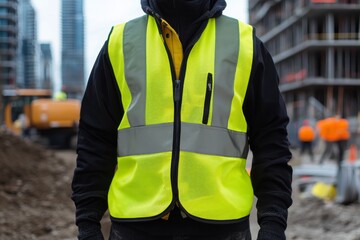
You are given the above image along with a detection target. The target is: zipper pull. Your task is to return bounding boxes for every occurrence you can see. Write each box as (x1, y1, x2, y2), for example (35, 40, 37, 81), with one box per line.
(174, 79, 181, 102)
(207, 79, 212, 92)
(202, 73, 213, 125)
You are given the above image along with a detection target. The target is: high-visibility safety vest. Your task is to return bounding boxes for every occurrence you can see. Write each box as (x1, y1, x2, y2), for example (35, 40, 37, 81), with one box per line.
(107, 15, 254, 223)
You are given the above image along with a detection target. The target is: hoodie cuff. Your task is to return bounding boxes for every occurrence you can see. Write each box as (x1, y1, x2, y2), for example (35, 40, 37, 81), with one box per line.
(77, 221, 104, 240)
(257, 222, 286, 240)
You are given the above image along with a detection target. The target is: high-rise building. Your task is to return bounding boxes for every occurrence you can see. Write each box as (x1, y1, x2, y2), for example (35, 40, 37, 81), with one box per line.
(0, 0, 18, 122)
(0, 0, 18, 87)
(39, 43, 53, 90)
(17, 0, 38, 88)
(249, 0, 360, 144)
(61, 0, 84, 99)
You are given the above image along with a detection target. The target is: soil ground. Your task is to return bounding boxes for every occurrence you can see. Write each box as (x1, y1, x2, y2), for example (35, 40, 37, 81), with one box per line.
(1, 131, 360, 239)
(0, 131, 77, 239)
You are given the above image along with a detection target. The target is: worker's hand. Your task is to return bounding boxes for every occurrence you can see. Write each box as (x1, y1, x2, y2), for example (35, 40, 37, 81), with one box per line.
(77, 221, 104, 240)
(257, 228, 286, 240)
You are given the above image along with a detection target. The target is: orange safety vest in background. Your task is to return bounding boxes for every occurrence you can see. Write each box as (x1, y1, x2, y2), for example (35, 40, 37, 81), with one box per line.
(298, 125, 315, 142)
(336, 118, 350, 141)
(317, 117, 338, 142)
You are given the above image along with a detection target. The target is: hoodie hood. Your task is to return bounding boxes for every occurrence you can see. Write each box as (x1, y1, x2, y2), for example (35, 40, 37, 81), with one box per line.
(141, 0, 227, 20)
(141, 0, 227, 49)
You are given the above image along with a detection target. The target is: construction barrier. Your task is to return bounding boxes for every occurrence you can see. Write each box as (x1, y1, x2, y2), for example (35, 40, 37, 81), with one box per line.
(335, 160, 360, 204)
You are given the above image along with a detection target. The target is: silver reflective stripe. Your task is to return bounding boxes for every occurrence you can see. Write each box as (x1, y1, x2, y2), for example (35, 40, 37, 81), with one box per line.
(117, 123, 173, 157)
(212, 16, 239, 128)
(181, 123, 248, 158)
(123, 16, 147, 126)
(118, 123, 248, 158)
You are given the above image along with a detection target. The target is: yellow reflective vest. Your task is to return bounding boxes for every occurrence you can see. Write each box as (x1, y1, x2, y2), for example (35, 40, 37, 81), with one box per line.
(107, 14, 254, 223)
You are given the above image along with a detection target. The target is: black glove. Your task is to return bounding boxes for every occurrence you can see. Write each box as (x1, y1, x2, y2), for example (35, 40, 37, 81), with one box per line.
(77, 221, 104, 240)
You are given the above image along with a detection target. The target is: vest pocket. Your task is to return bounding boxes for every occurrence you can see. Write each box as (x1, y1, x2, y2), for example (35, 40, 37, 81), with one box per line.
(202, 73, 213, 124)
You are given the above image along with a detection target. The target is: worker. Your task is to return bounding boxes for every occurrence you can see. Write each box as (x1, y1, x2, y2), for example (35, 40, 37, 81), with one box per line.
(298, 119, 316, 162)
(71, 0, 293, 239)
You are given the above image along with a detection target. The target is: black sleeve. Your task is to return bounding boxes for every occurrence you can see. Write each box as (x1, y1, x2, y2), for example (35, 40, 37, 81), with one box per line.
(243, 35, 293, 239)
(71, 40, 123, 229)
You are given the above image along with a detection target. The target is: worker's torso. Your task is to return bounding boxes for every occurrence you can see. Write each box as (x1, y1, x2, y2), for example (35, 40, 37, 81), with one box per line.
(107, 15, 254, 223)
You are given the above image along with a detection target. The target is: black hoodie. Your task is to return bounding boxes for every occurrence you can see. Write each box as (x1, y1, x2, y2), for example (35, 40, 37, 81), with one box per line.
(72, 0, 292, 239)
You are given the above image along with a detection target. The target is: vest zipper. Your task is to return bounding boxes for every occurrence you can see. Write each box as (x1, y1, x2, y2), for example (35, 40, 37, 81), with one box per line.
(174, 79, 182, 102)
(202, 73, 213, 124)
(171, 79, 182, 203)
(160, 19, 203, 213)
(158, 19, 182, 210)
(170, 30, 203, 215)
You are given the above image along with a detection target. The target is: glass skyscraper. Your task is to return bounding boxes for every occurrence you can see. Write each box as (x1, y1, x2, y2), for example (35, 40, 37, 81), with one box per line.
(17, 0, 37, 89)
(39, 43, 53, 90)
(0, 0, 18, 87)
(0, 0, 18, 122)
(61, 0, 84, 99)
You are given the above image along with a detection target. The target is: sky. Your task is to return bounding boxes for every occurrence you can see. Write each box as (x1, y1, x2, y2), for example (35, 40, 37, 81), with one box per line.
(31, 0, 248, 92)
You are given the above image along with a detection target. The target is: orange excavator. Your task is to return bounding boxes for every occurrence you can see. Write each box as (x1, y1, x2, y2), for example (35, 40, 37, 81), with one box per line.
(3, 88, 80, 148)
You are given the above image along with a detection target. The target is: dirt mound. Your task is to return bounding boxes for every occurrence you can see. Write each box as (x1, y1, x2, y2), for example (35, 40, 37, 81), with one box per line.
(0, 131, 77, 239)
(287, 194, 360, 239)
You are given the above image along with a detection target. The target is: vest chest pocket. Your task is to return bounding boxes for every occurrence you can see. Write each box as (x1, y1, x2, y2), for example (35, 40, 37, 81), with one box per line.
(202, 73, 213, 125)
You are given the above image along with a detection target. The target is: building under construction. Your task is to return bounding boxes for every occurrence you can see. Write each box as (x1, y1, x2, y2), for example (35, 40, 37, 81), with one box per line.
(248, 0, 360, 145)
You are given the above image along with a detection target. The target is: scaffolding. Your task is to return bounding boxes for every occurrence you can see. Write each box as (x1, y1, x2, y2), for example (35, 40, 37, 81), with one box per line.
(249, 0, 360, 146)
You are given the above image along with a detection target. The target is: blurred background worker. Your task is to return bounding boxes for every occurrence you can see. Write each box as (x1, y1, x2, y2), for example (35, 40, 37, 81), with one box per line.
(298, 119, 316, 163)
(317, 116, 351, 166)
